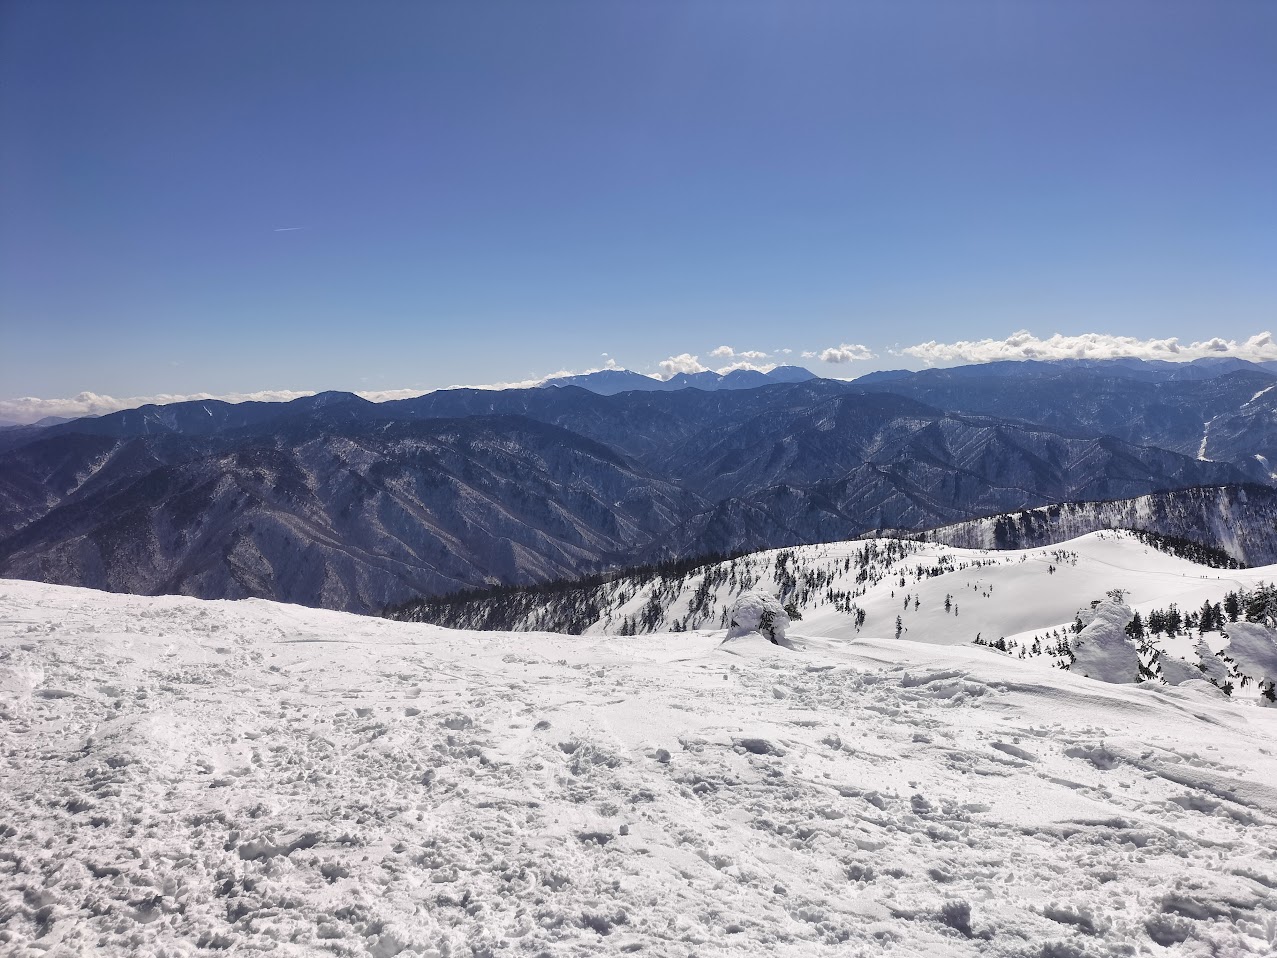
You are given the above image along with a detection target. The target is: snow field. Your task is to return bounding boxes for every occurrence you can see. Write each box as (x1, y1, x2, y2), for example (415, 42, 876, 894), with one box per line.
(583, 532, 1277, 697)
(2, 578, 1276, 956)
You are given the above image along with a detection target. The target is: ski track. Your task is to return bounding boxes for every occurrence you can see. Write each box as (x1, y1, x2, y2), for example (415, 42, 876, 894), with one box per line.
(1, 580, 1276, 957)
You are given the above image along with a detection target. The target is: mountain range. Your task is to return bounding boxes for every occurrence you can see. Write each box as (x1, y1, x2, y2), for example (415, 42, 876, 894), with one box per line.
(4, 357, 1277, 612)
(538, 363, 816, 395)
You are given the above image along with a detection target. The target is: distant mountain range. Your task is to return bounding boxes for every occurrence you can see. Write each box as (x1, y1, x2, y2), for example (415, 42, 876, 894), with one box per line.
(545, 356, 1277, 394)
(4, 356, 1277, 612)
(0, 415, 76, 432)
(857, 355, 1277, 384)
(538, 364, 815, 395)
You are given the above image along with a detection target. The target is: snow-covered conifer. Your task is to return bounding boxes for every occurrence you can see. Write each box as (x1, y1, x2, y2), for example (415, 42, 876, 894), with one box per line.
(726, 590, 790, 643)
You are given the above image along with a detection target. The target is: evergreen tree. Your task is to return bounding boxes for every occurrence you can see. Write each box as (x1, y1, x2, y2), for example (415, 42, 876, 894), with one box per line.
(1124, 611, 1144, 640)
(1224, 591, 1240, 623)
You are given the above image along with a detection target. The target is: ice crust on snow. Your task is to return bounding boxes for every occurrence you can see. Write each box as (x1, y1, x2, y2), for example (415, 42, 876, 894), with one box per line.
(725, 589, 789, 643)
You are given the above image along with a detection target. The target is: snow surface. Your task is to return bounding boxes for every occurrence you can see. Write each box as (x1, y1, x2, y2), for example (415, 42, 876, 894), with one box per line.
(581, 532, 1236, 646)
(3, 576, 1277, 956)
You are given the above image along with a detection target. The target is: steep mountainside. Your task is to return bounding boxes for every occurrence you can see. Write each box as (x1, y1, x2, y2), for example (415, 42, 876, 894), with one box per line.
(0, 418, 694, 613)
(909, 484, 1277, 564)
(6, 363, 1277, 612)
(0, 381, 1254, 611)
(857, 365, 1277, 461)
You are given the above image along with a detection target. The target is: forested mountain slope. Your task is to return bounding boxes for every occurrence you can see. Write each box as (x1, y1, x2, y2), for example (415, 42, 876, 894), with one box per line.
(4, 360, 1277, 612)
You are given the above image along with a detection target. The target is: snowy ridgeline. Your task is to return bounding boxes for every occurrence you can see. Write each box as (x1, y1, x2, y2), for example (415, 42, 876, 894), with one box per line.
(908, 484, 1277, 566)
(3, 577, 1277, 956)
(398, 531, 1277, 704)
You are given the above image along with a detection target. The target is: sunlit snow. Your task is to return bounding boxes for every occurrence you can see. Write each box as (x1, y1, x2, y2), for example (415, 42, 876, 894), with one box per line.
(2, 535, 1277, 955)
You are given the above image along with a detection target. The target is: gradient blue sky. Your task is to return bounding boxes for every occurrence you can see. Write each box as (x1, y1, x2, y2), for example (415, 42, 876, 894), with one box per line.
(2, 1, 1275, 412)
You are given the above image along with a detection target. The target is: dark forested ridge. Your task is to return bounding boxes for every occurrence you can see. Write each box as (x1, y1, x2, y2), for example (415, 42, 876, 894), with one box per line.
(909, 484, 1277, 566)
(5, 359, 1277, 613)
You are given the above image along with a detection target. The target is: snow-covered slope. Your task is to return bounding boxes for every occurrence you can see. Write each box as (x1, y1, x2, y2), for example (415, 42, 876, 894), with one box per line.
(4, 576, 1276, 956)
(400, 531, 1277, 701)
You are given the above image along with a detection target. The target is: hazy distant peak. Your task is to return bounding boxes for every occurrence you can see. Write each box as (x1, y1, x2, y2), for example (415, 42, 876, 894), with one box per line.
(288, 390, 371, 409)
(539, 365, 816, 395)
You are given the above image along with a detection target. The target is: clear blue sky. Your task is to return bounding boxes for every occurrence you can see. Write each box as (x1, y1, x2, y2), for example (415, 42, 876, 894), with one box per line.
(2, 1, 1275, 404)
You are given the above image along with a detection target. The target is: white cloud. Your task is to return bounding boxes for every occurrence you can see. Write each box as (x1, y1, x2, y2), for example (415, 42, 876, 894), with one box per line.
(0, 389, 324, 425)
(709, 345, 770, 361)
(657, 353, 710, 378)
(354, 387, 433, 402)
(441, 360, 641, 392)
(898, 330, 1277, 366)
(392, 358, 635, 395)
(808, 343, 876, 364)
(714, 360, 777, 375)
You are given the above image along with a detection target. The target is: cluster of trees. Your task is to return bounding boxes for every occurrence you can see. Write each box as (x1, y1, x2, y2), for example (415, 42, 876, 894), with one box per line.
(387, 548, 750, 633)
(978, 589, 1277, 700)
(1128, 582, 1277, 639)
(974, 632, 1076, 666)
(1128, 530, 1242, 569)
(393, 532, 955, 636)
(394, 528, 1053, 639)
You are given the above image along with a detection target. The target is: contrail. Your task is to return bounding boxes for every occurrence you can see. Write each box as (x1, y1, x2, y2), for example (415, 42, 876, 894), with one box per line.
(274, 227, 306, 232)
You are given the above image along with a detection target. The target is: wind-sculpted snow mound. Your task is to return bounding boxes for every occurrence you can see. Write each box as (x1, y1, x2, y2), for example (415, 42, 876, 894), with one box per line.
(725, 589, 789, 643)
(1225, 622, 1277, 686)
(2, 579, 1277, 956)
(1070, 599, 1142, 683)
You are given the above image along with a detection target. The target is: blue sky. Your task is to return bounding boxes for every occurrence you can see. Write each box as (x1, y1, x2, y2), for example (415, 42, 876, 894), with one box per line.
(2, 1, 1275, 417)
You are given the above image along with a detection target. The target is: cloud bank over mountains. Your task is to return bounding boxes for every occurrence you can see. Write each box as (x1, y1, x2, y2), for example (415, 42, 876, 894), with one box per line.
(7, 331, 1276, 424)
(658, 346, 781, 378)
(899, 330, 1277, 366)
(0, 389, 323, 425)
